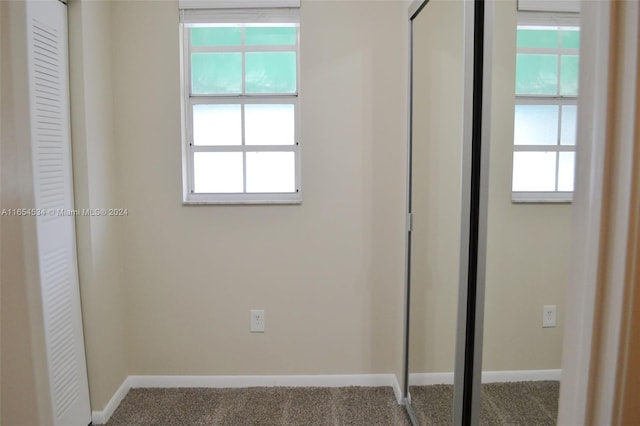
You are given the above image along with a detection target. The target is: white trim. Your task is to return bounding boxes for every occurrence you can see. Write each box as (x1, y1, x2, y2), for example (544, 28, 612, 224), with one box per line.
(391, 376, 403, 404)
(518, 12, 580, 26)
(181, 8, 300, 24)
(512, 191, 572, 203)
(512, 23, 579, 199)
(184, 192, 302, 205)
(411, 372, 455, 386)
(410, 369, 562, 386)
(91, 377, 131, 425)
(180, 17, 301, 205)
(128, 374, 402, 403)
(481, 369, 561, 383)
(179, 0, 300, 10)
(91, 374, 403, 423)
(128, 374, 396, 388)
(517, 0, 580, 14)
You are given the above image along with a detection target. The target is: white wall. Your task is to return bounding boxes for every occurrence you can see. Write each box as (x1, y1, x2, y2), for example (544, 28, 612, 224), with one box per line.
(107, 0, 408, 383)
(68, 0, 129, 410)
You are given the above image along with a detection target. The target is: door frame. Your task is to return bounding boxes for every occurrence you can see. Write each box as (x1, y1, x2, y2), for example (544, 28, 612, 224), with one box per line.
(558, 0, 640, 424)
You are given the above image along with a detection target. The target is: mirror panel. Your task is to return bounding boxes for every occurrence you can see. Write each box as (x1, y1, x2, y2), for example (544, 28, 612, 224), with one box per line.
(479, 1, 575, 423)
(407, 0, 466, 423)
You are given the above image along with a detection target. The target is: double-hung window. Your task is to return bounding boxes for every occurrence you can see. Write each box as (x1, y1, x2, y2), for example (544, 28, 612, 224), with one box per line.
(180, 4, 301, 204)
(511, 15, 580, 202)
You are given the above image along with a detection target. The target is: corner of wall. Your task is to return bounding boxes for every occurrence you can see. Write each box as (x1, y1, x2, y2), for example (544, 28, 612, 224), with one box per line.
(68, 0, 129, 412)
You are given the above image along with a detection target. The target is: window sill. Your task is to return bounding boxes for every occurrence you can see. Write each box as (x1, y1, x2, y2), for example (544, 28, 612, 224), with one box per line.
(183, 193, 302, 205)
(511, 191, 573, 204)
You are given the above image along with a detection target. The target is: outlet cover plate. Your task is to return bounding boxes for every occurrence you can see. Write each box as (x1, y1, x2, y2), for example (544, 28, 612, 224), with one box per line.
(251, 309, 265, 333)
(543, 305, 557, 328)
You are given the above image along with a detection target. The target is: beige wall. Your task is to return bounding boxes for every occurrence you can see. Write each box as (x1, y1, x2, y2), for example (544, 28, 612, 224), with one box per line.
(1, 0, 131, 416)
(1, 1, 54, 424)
(408, 0, 572, 374)
(408, 0, 464, 373)
(482, 0, 571, 371)
(4, 0, 409, 414)
(109, 0, 408, 380)
(0, 0, 577, 417)
(68, 0, 129, 411)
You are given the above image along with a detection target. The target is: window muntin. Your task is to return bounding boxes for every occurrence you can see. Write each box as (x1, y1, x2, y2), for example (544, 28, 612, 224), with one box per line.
(512, 24, 579, 202)
(182, 20, 300, 204)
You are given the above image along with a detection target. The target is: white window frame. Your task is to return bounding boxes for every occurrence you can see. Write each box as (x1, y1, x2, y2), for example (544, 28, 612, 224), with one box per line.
(512, 13, 579, 203)
(179, 8, 301, 205)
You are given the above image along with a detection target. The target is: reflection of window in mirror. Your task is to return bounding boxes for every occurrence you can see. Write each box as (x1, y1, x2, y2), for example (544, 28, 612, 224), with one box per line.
(512, 15, 579, 203)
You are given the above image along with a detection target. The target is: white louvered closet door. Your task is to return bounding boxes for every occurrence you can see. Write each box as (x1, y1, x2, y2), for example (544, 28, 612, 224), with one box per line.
(25, 0, 91, 424)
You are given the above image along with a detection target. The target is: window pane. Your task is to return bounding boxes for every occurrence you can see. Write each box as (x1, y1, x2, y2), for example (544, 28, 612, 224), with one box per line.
(560, 105, 577, 146)
(245, 104, 295, 146)
(246, 152, 295, 193)
(558, 152, 575, 191)
(190, 27, 241, 47)
(246, 26, 297, 46)
(246, 52, 296, 94)
(193, 152, 243, 193)
(193, 105, 241, 146)
(516, 54, 558, 95)
(517, 29, 559, 48)
(191, 53, 242, 95)
(512, 151, 557, 192)
(560, 55, 579, 96)
(561, 30, 580, 49)
(514, 105, 559, 145)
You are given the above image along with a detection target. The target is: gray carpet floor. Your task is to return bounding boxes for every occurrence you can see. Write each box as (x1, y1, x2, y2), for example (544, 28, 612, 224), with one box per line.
(103, 381, 558, 425)
(410, 381, 559, 425)
(104, 386, 411, 426)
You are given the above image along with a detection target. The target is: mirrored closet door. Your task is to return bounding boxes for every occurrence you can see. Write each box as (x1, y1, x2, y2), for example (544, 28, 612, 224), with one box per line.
(403, 0, 487, 424)
(404, 0, 465, 423)
(479, 1, 578, 423)
(403, 0, 578, 424)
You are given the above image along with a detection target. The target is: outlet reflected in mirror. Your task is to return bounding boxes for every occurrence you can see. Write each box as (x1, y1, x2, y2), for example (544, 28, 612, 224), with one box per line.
(480, 1, 575, 422)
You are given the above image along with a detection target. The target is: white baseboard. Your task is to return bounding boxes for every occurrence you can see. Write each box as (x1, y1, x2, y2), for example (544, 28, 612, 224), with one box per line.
(91, 373, 403, 424)
(409, 372, 455, 386)
(409, 369, 562, 386)
(481, 369, 561, 383)
(91, 376, 131, 425)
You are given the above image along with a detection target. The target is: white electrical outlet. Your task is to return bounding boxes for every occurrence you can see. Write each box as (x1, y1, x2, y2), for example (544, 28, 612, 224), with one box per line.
(250, 309, 265, 333)
(543, 305, 557, 328)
